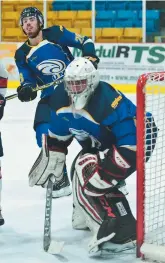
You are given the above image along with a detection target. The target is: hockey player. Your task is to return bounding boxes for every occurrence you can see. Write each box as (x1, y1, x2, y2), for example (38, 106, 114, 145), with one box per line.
(15, 7, 99, 198)
(28, 58, 158, 255)
(0, 63, 8, 226)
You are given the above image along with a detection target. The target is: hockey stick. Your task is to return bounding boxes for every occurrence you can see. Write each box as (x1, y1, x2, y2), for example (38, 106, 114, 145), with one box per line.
(5, 78, 64, 101)
(43, 176, 64, 255)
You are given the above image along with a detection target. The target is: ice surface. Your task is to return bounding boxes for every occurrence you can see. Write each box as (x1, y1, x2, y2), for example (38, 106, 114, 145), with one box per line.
(0, 92, 139, 263)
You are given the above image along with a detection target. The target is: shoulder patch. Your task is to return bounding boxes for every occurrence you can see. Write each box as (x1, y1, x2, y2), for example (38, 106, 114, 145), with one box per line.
(75, 33, 84, 44)
(111, 95, 122, 109)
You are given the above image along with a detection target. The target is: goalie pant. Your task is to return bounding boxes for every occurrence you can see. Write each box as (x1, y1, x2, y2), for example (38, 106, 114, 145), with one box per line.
(71, 146, 137, 253)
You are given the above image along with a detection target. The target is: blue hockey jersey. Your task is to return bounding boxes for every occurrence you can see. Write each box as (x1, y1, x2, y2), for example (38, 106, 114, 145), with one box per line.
(15, 26, 98, 98)
(48, 81, 158, 151)
(48, 81, 139, 149)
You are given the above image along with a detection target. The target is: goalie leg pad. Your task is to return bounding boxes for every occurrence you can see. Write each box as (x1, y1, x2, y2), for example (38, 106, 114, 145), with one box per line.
(88, 188, 136, 255)
(72, 172, 102, 233)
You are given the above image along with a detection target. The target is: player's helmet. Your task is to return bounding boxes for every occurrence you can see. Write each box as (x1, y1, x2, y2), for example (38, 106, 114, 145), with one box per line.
(19, 7, 44, 29)
(64, 57, 100, 110)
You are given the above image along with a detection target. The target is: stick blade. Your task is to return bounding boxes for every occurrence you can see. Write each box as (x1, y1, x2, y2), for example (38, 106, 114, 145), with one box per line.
(47, 240, 65, 254)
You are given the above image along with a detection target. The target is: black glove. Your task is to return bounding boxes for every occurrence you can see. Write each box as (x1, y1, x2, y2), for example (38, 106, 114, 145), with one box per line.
(17, 84, 37, 102)
(0, 94, 6, 120)
(84, 56, 100, 69)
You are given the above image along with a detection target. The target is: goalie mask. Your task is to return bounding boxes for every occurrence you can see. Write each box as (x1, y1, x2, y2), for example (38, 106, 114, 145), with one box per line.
(19, 7, 44, 29)
(64, 57, 100, 110)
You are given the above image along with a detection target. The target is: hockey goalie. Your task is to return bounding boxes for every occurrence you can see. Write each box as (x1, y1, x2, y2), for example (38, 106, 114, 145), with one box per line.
(28, 58, 158, 256)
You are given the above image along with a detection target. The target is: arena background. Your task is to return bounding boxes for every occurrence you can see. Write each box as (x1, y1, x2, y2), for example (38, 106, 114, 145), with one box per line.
(0, 0, 165, 92)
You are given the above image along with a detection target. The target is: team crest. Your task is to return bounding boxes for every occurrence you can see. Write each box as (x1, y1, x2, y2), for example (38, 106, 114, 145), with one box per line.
(37, 59, 66, 80)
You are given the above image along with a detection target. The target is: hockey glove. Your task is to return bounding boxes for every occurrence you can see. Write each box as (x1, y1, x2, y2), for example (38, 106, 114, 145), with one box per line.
(84, 56, 100, 69)
(17, 84, 37, 102)
(0, 94, 6, 120)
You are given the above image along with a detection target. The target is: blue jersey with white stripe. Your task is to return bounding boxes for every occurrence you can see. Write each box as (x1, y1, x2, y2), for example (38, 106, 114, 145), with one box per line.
(15, 26, 98, 98)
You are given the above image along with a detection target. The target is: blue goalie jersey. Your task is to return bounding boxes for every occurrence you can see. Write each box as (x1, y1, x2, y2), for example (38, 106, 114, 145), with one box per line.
(15, 25, 98, 98)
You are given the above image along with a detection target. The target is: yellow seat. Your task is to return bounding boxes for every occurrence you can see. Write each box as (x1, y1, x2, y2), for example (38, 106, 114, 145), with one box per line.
(15, 2, 43, 12)
(76, 11, 92, 20)
(58, 11, 77, 20)
(81, 28, 92, 38)
(3, 11, 19, 20)
(47, 11, 58, 21)
(120, 28, 142, 43)
(95, 28, 102, 42)
(47, 1, 53, 11)
(52, 11, 77, 28)
(2, 27, 23, 42)
(47, 20, 53, 27)
(18, 35, 28, 42)
(74, 20, 91, 28)
(2, 11, 19, 27)
(54, 20, 73, 28)
(98, 28, 124, 43)
(67, 28, 81, 34)
(2, 4, 14, 11)
(2, 20, 16, 28)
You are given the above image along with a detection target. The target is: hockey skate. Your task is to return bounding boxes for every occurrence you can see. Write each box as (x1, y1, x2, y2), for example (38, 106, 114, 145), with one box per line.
(0, 210, 4, 226)
(52, 165, 72, 198)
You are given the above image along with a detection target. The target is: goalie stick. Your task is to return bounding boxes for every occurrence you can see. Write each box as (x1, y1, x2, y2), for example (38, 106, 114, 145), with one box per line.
(5, 78, 64, 101)
(44, 176, 64, 255)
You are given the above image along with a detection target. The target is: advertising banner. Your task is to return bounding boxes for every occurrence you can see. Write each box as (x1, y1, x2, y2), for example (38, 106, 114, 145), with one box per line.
(73, 43, 165, 91)
(1, 43, 165, 92)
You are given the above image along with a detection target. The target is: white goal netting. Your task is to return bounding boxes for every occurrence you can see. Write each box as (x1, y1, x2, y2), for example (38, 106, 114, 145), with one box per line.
(137, 72, 165, 262)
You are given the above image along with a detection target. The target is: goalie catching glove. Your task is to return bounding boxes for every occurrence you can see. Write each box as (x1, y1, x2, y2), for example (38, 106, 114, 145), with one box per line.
(28, 134, 72, 187)
(75, 145, 131, 196)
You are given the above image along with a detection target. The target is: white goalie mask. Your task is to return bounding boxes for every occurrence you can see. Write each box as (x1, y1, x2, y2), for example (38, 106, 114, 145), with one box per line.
(64, 57, 100, 110)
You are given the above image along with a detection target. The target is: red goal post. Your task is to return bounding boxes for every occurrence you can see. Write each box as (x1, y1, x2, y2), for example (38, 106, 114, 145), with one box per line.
(136, 72, 165, 262)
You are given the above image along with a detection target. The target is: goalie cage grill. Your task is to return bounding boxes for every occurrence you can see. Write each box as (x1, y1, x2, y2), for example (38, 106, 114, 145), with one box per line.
(136, 72, 165, 262)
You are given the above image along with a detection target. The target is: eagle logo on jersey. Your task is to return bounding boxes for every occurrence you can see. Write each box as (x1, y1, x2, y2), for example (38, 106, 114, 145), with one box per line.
(37, 59, 66, 78)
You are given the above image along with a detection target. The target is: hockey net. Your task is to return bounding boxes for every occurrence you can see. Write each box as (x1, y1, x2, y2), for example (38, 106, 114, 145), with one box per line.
(137, 72, 165, 262)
